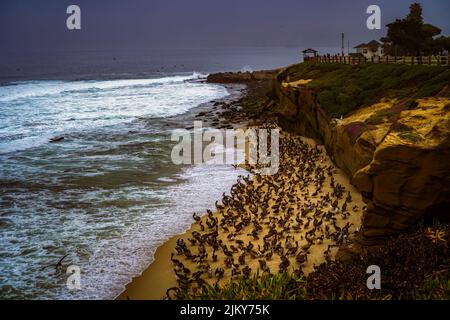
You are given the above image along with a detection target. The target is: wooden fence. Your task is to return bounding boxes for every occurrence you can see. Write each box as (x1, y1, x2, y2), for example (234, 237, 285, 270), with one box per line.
(305, 55, 450, 66)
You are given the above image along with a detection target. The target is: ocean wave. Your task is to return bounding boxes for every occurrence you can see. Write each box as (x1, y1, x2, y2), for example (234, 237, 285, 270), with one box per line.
(0, 73, 205, 103)
(0, 73, 239, 299)
(0, 73, 228, 154)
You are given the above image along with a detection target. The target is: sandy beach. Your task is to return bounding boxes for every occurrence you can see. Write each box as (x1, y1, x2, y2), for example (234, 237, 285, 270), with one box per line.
(117, 125, 365, 300)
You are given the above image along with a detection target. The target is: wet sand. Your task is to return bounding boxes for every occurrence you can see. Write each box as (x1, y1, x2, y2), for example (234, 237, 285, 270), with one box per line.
(117, 236, 179, 300)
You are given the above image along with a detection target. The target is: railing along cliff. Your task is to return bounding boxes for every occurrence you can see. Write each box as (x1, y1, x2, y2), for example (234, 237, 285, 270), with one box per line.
(305, 55, 449, 66)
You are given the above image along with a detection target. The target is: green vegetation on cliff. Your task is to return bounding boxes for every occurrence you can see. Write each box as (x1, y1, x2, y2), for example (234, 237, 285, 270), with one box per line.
(278, 63, 450, 118)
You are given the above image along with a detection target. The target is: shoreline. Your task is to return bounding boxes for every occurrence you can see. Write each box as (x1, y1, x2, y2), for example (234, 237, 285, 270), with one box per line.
(117, 77, 365, 300)
(116, 234, 182, 300)
(115, 82, 249, 300)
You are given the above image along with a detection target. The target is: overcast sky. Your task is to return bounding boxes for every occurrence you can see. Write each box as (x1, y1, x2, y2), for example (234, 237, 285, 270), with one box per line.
(1, 0, 449, 52)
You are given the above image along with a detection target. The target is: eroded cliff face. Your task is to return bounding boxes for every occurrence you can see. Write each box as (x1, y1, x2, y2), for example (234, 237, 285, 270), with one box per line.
(275, 79, 450, 245)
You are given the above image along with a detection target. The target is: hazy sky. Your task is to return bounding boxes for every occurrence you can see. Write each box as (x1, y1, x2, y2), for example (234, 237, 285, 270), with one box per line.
(1, 0, 450, 52)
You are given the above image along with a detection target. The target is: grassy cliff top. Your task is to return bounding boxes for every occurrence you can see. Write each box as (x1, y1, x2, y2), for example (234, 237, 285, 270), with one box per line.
(278, 62, 450, 118)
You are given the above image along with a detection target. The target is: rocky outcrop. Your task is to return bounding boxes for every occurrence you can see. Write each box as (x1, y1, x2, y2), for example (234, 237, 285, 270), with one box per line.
(207, 70, 278, 83)
(274, 78, 450, 245)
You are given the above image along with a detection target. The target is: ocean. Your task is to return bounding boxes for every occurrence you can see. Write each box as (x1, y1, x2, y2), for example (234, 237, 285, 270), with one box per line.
(0, 47, 334, 299)
(0, 72, 249, 299)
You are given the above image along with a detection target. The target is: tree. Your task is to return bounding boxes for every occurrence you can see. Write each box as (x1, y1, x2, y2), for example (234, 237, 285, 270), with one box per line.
(381, 3, 442, 55)
(406, 3, 423, 24)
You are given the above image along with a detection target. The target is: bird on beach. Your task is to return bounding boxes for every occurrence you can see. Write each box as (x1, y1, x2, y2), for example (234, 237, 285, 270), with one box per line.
(296, 252, 308, 266)
(193, 212, 201, 223)
(242, 266, 252, 279)
(258, 259, 269, 273)
(279, 256, 290, 273)
(165, 129, 362, 297)
(165, 287, 180, 300)
(212, 250, 218, 262)
(231, 267, 241, 277)
(215, 267, 225, 280)
(238, 252, 246, 265)
(187, 238, 197, 246)
(206, 265, 213, 278)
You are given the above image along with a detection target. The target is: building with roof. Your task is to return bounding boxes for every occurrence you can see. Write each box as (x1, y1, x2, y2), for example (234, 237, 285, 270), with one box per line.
(354, 40, 385, 60)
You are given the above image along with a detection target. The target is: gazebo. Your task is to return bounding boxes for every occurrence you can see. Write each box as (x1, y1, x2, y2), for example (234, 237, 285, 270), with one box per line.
(302, 48, 318, 60)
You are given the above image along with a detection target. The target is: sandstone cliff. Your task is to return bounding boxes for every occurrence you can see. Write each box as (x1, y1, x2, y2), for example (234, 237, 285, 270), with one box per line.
(273, 64, 450, 245)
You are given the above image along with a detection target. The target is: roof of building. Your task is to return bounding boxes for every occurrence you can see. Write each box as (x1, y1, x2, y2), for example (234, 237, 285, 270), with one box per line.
(354, 43, 367, 49)
(302, 48, 318, 53)
(354, 40, 382, 50)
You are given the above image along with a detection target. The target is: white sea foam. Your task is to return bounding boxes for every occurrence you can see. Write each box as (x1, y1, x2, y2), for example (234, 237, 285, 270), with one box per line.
(0, 74, 243, 300)
(0, 73, 225, 154)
